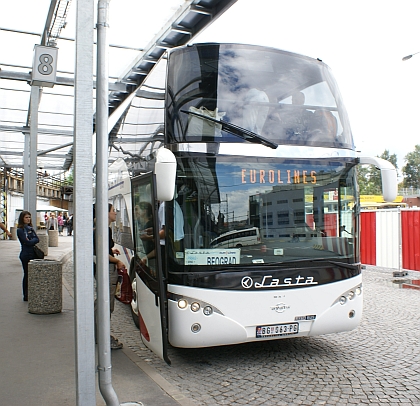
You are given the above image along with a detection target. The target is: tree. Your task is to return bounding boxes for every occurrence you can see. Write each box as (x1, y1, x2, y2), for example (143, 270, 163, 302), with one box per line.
(357, 150, 398, 195)
(358, 165, 376, 194)
(370, 150, 398, 194)
(64, 169, 74, 185)
(402, 145, 420, 189)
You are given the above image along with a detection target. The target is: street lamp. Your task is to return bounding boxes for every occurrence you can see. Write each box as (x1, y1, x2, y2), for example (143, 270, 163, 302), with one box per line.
(402, 51, 420, 61)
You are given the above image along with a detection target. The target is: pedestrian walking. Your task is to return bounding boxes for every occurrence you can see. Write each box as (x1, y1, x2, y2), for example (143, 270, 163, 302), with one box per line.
(0, 222, 12, 239)
(57, 212, 64, 236)
(46, 212, 58, 231)
(66, 214, 73, 236)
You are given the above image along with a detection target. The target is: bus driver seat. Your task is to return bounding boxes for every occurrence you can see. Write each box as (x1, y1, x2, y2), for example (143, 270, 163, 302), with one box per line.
(313, 109, 337, 142)
(243, 88, 270, 135)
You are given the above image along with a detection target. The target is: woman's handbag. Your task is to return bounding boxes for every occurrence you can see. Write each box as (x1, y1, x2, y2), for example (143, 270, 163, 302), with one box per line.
(33, 245, 45, 259)
(115, 267, 132, 304)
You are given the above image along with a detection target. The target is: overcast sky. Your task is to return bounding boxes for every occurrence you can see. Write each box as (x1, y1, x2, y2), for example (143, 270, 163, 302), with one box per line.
(192, 0, 420, 174)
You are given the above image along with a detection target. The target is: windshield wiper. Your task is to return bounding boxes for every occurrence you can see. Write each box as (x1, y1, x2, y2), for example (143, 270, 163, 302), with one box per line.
(169, 258, 359, 276)
(181, 109, 278, 149)
(256, 257, 359, 271)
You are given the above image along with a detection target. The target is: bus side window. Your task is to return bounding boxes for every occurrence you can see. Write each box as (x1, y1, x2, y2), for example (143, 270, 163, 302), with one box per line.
(133, 182, 158, 278)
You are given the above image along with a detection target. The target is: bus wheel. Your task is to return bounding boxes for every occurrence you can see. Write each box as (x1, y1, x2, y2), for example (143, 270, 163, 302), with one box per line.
(129, 259, 140, 329)
(130, 286, 139, 329)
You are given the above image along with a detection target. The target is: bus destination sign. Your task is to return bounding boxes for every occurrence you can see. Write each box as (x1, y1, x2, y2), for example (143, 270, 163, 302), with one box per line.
(185, 249, 241, 266)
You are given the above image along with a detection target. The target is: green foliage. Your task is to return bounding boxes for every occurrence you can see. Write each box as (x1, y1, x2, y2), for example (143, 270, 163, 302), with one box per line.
(64, 169, 74, 185)
(357, 150, 398, 195)
(357, 165, 375, 194)
(402, 145, 420, 188)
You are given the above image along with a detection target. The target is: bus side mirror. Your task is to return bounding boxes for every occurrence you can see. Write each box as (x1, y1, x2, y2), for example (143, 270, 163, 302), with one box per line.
(358, 157, 397, 202)
(154, 148, 176, 201)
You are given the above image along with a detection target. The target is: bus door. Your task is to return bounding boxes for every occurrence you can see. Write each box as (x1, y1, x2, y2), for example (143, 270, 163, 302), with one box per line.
(131, 172, 170, 364)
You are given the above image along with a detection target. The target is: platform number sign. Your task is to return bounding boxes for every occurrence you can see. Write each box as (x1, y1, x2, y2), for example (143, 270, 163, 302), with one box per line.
(38, 53, 54, 75)
(31, 45, 58, 87)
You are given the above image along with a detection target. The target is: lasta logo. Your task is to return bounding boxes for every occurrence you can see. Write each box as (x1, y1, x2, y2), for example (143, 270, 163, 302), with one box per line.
(241, 275, 318, 289)
(271, 303, 290, 313)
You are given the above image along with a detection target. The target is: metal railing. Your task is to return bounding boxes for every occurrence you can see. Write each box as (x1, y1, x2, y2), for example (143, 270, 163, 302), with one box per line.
(399, 188, 420, 196)
(0, 167, 73, 199)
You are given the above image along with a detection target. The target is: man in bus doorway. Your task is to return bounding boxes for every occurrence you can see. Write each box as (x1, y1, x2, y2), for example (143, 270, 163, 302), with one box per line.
(158, 197, 184, 272)
(93, 203, 125, 350)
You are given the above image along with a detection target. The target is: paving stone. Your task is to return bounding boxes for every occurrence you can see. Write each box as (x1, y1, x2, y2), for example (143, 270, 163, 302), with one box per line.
(63, 263, 420, 405)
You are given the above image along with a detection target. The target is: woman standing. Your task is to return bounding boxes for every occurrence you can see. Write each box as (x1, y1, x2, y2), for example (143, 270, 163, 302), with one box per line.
(17, 211, 39, 301)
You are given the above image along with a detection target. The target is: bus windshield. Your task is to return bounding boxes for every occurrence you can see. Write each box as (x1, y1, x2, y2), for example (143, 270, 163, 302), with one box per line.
(166, 155, 358, 272)
(166, 43, 353, 150)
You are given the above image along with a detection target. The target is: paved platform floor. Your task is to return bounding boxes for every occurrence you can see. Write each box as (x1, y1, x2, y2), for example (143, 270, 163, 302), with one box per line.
(0, 236, 185, 406)
(3, 234, 420, 405)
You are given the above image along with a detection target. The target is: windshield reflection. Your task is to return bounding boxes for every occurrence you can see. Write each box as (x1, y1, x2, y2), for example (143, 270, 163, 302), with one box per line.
(166, 43, 353, 150)
(167, 156, 357, 270)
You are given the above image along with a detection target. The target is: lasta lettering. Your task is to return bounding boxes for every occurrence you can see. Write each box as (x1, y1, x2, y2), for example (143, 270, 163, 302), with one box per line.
(241, 169, 316, 185)
(254, 275, 317, 288)
(241, 275, 318, 289)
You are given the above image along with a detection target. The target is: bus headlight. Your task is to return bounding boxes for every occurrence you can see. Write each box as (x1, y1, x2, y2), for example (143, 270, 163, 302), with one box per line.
(203, 306, 213, 316)
(355, 286, 362, 296)
(339, 296, 347, 305)
(348, 291, 355, 300)
(178, 299, 188, 309)
(191, 302, 200, 312)
(191, 323, 201, 333)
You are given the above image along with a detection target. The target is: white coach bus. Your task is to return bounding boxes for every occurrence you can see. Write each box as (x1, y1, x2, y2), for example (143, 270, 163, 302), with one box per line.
(210, 227, 261, 248)
(108, 43, 397, 364)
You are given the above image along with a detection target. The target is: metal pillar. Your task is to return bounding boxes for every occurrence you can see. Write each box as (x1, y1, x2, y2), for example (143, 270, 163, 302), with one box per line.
(0, 167, 7, 238)
(23, 132, 30, 211)
(26, 86, 41, 225)
(73, 0, 96, 404)
(96, 0, 119, 404)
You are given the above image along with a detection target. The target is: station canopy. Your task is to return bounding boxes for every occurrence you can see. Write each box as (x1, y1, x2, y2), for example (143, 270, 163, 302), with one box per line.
(17, 205, 68, 213)
(0, 0, 237, 174)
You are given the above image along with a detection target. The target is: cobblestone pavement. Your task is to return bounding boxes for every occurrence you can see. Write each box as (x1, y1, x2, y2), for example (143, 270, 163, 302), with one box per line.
(63, 262, 420, 405)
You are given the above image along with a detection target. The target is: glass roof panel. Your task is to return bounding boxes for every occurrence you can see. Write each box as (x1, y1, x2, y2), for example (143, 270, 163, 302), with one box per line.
(0, 30, 41, 69)
(1, 0, 235, 171)
(39, 92, 74, 128)
(0, 82, 30, 125)
(110, 57, 167, 165)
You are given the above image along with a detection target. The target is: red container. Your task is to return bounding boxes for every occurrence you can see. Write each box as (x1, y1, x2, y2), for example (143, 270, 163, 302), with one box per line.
(115, 268, 133, 304)
(401, 210, 420, 271)
(360, 211, 376, 265)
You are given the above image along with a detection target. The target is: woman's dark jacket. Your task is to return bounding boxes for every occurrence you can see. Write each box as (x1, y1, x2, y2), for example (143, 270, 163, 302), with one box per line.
(17, 225, 40, 259)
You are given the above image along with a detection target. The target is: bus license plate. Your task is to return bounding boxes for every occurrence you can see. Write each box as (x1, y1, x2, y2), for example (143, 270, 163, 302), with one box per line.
(256, 323, 299, 338)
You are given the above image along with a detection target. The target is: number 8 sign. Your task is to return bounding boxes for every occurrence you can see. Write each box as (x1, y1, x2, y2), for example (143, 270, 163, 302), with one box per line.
(31, 45, 58, 87)
(38, 54, 54, 75)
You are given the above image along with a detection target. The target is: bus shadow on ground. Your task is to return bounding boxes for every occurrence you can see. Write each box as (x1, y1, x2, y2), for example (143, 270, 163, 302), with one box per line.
(168, 335, 343, 367)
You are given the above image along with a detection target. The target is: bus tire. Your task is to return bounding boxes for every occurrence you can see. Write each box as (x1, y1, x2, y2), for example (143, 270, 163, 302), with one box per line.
(129, 258, 140, 329)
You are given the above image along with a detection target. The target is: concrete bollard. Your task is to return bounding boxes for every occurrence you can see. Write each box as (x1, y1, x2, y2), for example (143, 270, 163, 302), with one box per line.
(48, 229, 59, 247)
(10, 226, 17, 240)
(28, 259, 62, 314)
(37, 233, 49, 257)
